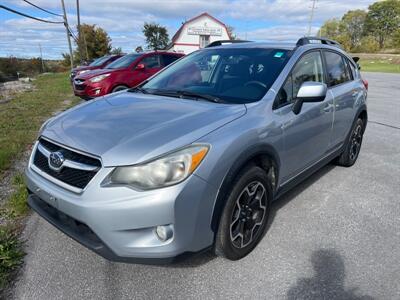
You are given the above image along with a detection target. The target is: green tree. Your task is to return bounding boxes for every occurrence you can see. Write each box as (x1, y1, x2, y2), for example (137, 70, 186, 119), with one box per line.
(341, 10, 367, 50)
(358, 36, 380, 53)
(135, 46, 144, 53)
(393, 29, 400, 48)
(226, 25, 236, 40)
(111, 47, 123, 55)
(318, 18, 351, 51)
(61, 53, 71, 67)
(319, 19, 341, 38)
(75, 24, 112, 62)
(143, 23, 169, 50)
(365, 0, 400, 48)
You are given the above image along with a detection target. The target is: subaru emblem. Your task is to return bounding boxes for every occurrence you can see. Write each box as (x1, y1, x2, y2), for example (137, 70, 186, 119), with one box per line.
(48, 151, 65, 172)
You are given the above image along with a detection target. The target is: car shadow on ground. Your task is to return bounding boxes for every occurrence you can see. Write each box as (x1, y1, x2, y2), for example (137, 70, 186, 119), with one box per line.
(286, 248, 374, 300)
(164, 162, 339, 268)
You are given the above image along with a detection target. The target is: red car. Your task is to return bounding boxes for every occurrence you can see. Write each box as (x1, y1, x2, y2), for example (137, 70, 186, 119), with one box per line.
(70, 54, 123, 81)
(73, 51, 184, 99)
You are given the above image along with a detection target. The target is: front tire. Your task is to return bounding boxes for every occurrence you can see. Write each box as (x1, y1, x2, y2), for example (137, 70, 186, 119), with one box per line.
(215, 165, 272, 260)
(336, 118, 364, 167)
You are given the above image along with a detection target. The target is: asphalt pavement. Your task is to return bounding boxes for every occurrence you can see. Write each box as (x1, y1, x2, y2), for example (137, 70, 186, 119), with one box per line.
(12, 72, 400, 299)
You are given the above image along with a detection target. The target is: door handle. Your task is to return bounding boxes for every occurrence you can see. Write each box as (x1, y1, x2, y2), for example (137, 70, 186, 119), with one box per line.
(351, 90, 358, 98)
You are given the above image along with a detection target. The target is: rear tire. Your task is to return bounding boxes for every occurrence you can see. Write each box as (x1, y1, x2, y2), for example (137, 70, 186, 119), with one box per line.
(112, 85, 128, 93)
(336, 118, 364, 167)
(214, 165, 272, 260)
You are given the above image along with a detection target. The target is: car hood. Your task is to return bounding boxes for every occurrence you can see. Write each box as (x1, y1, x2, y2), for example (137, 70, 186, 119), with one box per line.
(42, 92, 246, 166)
(76, 68, 120, 80)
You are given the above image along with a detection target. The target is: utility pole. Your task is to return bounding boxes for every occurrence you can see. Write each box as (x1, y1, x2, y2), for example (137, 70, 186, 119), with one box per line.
(76, 0, 89, 62)
(76, 0, 82, 64)
(39, 43, 45, 73)
(307, 0, 317, 36)
(61, 0, 74, 70)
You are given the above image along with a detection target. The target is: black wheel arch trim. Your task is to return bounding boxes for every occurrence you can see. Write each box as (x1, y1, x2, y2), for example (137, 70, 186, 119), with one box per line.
(355, 104, 368, 132)
(210, 143, 280, 233)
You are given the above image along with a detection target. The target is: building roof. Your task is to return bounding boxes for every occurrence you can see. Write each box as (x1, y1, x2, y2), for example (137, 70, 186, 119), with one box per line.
(171, 12, 231, 44)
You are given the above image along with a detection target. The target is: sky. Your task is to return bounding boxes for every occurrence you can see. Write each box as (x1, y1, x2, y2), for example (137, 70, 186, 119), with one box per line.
(0, 0, 376, 59)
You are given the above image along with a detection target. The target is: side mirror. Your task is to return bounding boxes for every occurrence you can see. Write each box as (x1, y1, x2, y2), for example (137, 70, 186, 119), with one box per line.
(135, 63, 145, 70)
(292, 81, 327, 115)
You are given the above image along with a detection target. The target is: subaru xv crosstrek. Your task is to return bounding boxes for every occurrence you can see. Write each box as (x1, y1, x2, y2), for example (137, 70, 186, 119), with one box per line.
(25, 37, 368, 263)
(73, 51, 184, 99)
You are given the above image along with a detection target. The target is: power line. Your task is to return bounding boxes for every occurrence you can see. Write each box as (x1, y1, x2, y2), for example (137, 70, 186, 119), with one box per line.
(22, 0, 62, 17)
(0, 5, 64, 24)
(67, 25, 79, 44)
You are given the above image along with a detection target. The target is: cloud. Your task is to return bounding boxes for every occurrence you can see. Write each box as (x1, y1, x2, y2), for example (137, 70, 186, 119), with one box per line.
(237, 25, 322, 41)
(1, 0, 375, 58)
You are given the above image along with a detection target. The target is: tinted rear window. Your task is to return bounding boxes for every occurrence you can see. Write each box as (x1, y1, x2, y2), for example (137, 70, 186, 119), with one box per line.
(163, 54, 181, 66)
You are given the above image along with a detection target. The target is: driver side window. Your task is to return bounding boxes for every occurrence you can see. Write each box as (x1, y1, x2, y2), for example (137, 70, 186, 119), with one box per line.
(276, 51, 324, 108)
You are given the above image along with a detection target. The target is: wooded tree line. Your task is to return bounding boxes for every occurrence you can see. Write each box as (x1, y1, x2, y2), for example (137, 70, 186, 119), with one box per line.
(319, 0, 400, 52)
(61, 22, 171, 66)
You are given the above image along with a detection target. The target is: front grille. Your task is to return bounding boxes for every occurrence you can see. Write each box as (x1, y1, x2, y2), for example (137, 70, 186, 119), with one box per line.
(39, 139, 101, 167)
(74, 84, 86, 91)
(33, 139, 101, 190)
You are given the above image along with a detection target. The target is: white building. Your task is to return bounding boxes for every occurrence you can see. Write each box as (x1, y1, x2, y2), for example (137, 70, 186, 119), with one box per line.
(167, 13, 231, 54)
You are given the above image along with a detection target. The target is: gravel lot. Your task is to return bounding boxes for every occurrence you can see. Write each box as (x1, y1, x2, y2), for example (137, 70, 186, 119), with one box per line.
(12, 72, 400, 300)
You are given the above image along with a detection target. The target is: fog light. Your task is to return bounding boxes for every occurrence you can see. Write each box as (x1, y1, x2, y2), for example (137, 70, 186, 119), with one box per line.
(155, 225, 173, 241)
(94, 88, 101, 95)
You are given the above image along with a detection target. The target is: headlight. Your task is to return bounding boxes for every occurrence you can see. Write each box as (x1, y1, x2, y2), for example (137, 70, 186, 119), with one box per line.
(104, 145, 209, 190)
(90, 73, 110, 83)
(77, 70, 89, 75)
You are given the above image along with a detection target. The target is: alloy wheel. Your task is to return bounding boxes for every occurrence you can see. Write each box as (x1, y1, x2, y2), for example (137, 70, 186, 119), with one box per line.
(230, 181, 267, 249)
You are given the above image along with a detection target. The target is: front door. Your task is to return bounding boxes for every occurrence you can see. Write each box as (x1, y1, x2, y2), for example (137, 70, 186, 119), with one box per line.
(130, 54, 162, 86)
(275, 51, 334, 184)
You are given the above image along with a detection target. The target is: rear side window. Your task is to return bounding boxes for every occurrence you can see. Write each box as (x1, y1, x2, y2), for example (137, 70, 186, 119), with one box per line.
(324, 51, 351, 86)
(276, 51, 324, 108)
(162, 55, 180, 67)
(347, 59, 357, 80)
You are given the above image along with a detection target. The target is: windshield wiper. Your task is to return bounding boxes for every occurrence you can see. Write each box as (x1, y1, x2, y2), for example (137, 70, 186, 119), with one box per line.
(175, 90, 221, 103)
(150, 89, 221, 103)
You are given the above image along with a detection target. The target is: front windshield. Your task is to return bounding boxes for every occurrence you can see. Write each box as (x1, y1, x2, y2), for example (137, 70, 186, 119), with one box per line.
(106, 54, 140, 69)
(89, 56, 111, 67)
(142, 48, 291, 104)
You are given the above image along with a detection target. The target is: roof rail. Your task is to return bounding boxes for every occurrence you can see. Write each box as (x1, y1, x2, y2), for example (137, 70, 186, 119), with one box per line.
(296, 37, 342, 48)
(206, 40, 252, 48)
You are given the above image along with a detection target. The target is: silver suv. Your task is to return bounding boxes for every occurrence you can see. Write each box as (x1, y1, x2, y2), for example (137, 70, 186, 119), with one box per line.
(25, 37, 368, 262)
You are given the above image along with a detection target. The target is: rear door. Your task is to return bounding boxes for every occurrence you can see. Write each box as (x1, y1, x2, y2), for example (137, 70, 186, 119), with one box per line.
(274, 50, 334, 183)
(323, 51, 359, 147)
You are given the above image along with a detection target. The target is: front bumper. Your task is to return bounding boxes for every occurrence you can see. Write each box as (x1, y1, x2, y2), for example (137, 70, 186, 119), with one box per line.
(73, 81, 106, 99)
(25, 163, 218, 263)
